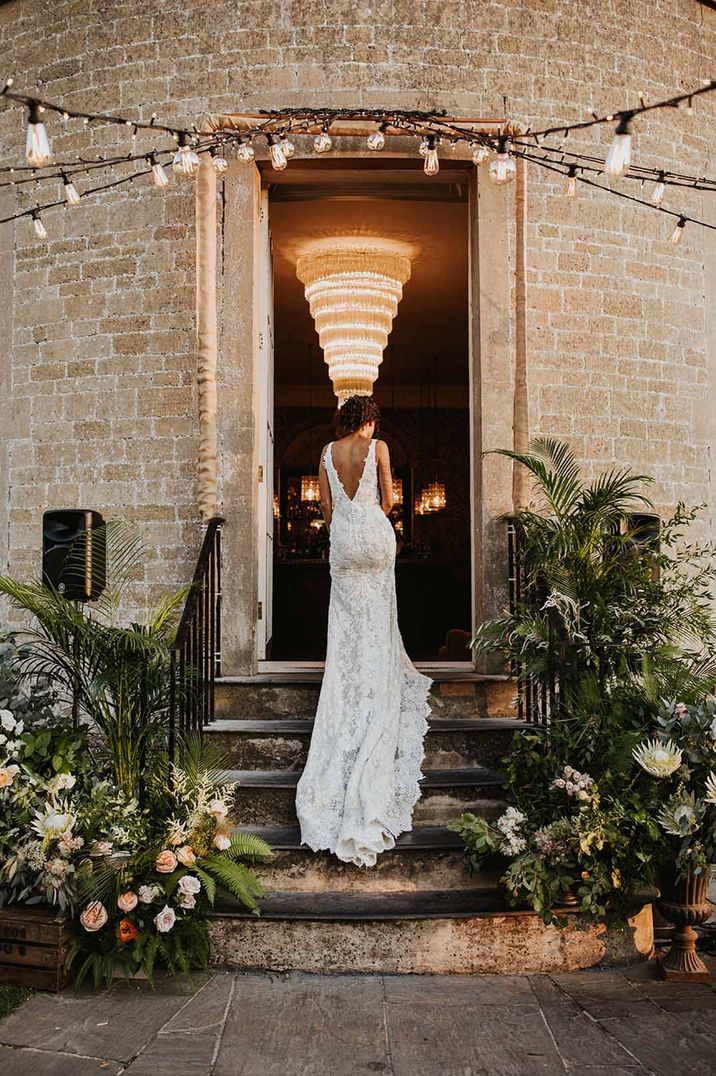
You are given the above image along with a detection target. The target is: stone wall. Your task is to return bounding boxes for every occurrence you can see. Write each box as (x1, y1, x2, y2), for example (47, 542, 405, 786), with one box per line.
(0, 0, 714, 618)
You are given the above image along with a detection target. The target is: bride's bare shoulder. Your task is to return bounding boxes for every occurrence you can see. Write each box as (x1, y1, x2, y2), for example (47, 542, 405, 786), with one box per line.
(375, 439, 390, 458)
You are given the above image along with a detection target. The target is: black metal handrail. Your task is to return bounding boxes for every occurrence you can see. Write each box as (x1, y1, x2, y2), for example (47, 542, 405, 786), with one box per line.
(168, 516, 223, 760)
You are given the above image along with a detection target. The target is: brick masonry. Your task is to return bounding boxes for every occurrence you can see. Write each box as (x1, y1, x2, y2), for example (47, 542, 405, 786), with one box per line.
(0, 0, 714, 619)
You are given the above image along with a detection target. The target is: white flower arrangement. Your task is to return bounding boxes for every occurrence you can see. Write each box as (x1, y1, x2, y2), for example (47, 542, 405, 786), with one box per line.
(495, 806, 527, 856)
(552, 765, 595, 801)
(632, 738, 682, 778)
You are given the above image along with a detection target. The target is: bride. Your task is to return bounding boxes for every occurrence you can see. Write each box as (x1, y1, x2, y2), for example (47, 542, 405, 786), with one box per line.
(296, 395, 432, 867)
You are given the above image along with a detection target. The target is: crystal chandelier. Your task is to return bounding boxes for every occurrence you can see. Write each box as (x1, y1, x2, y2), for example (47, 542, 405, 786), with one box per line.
(296, 238, 412, 406)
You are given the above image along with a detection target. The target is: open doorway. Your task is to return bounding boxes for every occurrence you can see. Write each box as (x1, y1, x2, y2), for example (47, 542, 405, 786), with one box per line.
(261, 158, 472, 663)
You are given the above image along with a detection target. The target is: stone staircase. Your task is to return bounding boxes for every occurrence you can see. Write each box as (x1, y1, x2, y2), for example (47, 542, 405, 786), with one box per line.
(205, 670, 654, 974)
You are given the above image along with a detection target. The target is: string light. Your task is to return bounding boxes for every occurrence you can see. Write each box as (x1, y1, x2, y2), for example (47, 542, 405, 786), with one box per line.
(31, 209, 47, 239)
(418, 136, 430, 157)
(668, 217, 686, 245)
(565, 164, 577, 197)
(149, 152, 170, 187)
(267, 133, 288, 171)
(172, 133, 200, 178)
(604, 114, 632, 176)
(423, 134, 439, 176)
(367, 122, 387, 151)
(314, 123, 333, 154)
(279, 133, 295, 160)
(489, 137, 516, 185)
(26, 101, 52, 166)
(650, 173, 666, 205)
(61, 171, 81, 205)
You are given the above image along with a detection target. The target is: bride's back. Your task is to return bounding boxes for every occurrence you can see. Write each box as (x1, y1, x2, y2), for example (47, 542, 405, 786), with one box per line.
(329, 435, 374, 501)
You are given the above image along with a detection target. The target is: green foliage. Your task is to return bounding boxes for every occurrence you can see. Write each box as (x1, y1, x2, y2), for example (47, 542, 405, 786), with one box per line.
(0, 983, 31, 1019)
(0, 523, 189, 798)
(474, 439, 716, 699)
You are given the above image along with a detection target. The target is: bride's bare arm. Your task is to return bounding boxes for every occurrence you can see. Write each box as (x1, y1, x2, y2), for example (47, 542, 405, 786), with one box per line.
(319, 448, 332, 528)
(376, 440, 394, 515)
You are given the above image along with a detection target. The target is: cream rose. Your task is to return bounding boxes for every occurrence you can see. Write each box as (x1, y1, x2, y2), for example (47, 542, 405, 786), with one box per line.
(209, 799, 229, 821)
(177, 874, 201, 897)
(80, 901, 108, 932)
(213, 833, 231, 851)
(178, 892, 196, 910)
(154, 905, 176, 933)
(138, 884, 161, 904)
(0, 710, 15, 732)
(117, 891, 138, 912)
(176, 845, 196, 867)
(155, 849, 178, 873)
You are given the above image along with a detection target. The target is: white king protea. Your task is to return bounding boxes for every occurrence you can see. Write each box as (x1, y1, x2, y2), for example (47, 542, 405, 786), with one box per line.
(705, 771, 716, 806)
(632, 738, 682, 778)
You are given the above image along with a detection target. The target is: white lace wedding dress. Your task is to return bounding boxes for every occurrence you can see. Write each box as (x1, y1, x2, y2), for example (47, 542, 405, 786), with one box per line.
(296, 439, 432, 867)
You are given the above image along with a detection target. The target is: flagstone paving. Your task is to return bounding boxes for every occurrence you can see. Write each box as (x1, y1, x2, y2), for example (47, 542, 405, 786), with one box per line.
(0, 960, 715, 1075)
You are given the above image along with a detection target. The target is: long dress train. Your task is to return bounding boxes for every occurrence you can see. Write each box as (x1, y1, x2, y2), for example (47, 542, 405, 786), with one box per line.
(295, 439, 432, 868)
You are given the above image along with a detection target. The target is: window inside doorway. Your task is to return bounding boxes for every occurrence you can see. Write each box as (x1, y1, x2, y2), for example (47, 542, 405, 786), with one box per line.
(266, 159, 471, 662)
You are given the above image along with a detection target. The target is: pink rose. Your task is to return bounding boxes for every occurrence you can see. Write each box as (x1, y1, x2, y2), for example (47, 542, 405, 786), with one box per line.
(154, 905, 176, 933)
(80, 901, 108, 932)
(117, 891, 138, 912)
(176, 845, 196, 867)
(155, 849, 178, 873)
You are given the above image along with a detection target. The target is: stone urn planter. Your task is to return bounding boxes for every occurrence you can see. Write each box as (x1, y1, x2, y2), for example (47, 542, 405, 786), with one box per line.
(656, 864, 712, 982)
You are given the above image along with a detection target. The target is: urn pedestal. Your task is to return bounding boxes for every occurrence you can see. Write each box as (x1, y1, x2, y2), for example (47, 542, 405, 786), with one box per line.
(656, 866, 712, 983)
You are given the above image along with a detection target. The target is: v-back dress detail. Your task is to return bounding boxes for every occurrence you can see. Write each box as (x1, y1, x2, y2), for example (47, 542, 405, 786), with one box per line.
(295, 439, 432, 867)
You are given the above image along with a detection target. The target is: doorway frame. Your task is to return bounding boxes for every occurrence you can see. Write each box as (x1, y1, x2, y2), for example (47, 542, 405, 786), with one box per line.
(215, 140, 516, 676)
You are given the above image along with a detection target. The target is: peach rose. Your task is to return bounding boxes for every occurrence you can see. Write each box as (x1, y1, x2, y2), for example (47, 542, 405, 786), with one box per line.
(117, 891, 138, 912)
(155, 849, 178, 874)
(117, 917, 139, 944)
(154, 905, 176, 933)
(80, 901, 108, 933)
(0, 765, 19, 789)
(176, 845, 196, 867)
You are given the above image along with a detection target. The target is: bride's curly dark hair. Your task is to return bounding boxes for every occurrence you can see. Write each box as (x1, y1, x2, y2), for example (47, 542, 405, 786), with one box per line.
(336, 395, 381, 435)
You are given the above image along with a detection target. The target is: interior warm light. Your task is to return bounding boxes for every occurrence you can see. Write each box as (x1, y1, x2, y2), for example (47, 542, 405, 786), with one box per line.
(416, 480, 446, 515)
(392, 477, 403, 506)
(301, 475, 321, 502)
(296, 238, 412, 405)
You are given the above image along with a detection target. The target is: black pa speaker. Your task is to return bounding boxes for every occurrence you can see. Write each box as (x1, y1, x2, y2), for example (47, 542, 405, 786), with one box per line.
(42, 510, 106, 601)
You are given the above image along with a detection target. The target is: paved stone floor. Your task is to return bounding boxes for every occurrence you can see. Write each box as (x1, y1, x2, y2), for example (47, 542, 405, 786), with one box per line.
(1, 960, 716, 1075)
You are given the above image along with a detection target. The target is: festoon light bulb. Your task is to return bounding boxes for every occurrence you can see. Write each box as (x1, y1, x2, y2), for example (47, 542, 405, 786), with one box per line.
(564, 165, 577, 198)
(488, 137, 516, 185)
(418, 136, 430, 157)
(314, 123, 333, 154)
(211, 146, 229, 174)
(668, 217, 686, 245)
(423, 134, 439, 176)
(267, 133, 288, 171)
(172, 132, 200, 178)
(31, 210, 47, 239)
(367, 122, 388, 151)
(603, 114, 632, 176)
(472, 143, 490, 166)
(279, 132, 295, 159)
(26, 101, 52, 166)
(650, 173, 666, 206)
(236, 138, 255, 163)
(61, 171, 81, 205)
(149, 153, 170, 187)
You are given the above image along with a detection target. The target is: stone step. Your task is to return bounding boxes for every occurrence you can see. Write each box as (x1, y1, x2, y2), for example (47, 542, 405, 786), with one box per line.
(216, 673, 516, 720)
(208, 889, 654, 974)
(234, 824, 497, 893)
(207, 717, 526, 770)
(229, 767, 506, 826)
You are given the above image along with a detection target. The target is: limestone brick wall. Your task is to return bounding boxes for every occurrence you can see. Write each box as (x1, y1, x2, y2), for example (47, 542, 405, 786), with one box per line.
(0, 0, 714, 615)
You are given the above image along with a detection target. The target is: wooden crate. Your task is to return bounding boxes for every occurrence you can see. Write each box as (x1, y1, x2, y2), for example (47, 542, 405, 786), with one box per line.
(0, 906, 72, 991)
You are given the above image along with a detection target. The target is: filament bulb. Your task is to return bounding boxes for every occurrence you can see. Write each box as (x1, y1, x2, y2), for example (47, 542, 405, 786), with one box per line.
(367, 123, 387, 151)
(211, 148, 229, 174)
(237, 139, 255, 163)
(32, 212, 47, 239)
(565, 167, 577, 197)
(26, 101, 52, 166)
(62, 172, 81, 205)
(604, 115, 632, 176)
(150, 154, 170, 187)
(268, 134, 288, 171)
(668, 217, 686, 245)
(423, 135, 439, 176)
(280, 135, 295, 159)
(172, 134, 200, 178)
(489, 140, 516, 185)
(472, 144, 490, 166)
(314, 126, 333, 154)
(650, 175, 666, 205)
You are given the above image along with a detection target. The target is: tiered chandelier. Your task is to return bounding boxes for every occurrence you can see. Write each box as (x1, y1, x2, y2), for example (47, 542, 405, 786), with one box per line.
(296, 238, 412, 406)
(415, 480, 447, 515)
